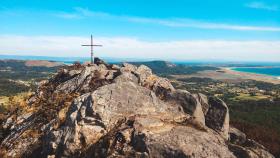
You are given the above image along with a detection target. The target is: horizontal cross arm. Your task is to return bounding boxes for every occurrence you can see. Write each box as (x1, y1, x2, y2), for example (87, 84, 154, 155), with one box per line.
(82, 45, 103, 46)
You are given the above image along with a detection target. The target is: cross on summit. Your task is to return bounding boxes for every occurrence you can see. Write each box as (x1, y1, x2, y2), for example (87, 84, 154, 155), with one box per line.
(82, 35, 102, 64)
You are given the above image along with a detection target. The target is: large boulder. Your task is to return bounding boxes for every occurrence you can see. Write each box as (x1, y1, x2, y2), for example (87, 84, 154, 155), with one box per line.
(43, 81, 186, 157)
(120, 63, 137, 73)
(135, 125, 236, 158)
(195, 95, 230, 140)
(206, 97, 230, 139)
(229, 127, 274, 158)
(135, 65, 153, 86)
(55, 65, 116, 93)
(150, 77, 175, 99)
(166, 90, 205, 125)
(229, 140, 274, 158)
(43, 81, 236, 158)
(229, 127, 247, 145)
(113, 72, 139, 84)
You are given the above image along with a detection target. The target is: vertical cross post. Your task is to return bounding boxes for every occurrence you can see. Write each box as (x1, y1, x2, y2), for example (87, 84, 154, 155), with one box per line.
(90, 35, 93, 64)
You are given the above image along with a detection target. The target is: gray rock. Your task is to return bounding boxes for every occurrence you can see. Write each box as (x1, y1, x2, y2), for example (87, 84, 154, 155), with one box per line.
(55, 65, 115, 93)
(205, 97, 230, 139)
(111, 64, 121, 70)
(0, 113, 38, 157)
(68, 69, 83, 76)
(2, 117, 13, 130)
(151, 77, 175, 99)
(94, 57, 109, 67)
(193, 93, 209, 115)
(105, 69, 117, 80)
(55, 65, 100, 93)
(16, 112, 33, 124)
(228, 128, 274, 157)
(135, 65, 153, 86)
(121, 63, 137, 73)
(114, 72, 139, 84)
(242, 139, 274, 158)
(46, 79, 235, 157)
(85, 116, 236, 158)
(193, 94, 230, 140)
(229, 127, 247, 145)
(229, 139, 275, 158)
(44, 81, 186, 157)
(38, 80, 49, 87)
(140, 125, 236, 158)
(166, 90, 205, 125)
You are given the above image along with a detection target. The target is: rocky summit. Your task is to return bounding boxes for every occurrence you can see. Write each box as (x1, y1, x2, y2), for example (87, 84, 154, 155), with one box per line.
(0, 59, 274, 158)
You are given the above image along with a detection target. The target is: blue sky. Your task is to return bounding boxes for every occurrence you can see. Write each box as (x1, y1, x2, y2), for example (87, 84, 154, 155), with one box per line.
(0, 0, 279, 61)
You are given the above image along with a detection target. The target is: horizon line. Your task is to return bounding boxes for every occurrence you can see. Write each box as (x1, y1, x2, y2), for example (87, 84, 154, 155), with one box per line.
(1, 54, 280, 63)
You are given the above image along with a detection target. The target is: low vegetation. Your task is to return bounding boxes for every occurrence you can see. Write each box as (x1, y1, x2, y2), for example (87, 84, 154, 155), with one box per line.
(173, 77, 280, 157)
(0, 79, 30, 96)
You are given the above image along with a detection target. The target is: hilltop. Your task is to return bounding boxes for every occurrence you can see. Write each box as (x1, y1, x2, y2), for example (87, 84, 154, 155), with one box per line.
(129, 60, 219, 77)
(24, 60, 63, 67)
(0, 58, 274, 158)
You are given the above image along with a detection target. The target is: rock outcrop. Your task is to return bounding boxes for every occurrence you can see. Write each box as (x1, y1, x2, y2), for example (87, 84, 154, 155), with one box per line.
(229, 127, 274, 158)
(0, 59, 274, 158)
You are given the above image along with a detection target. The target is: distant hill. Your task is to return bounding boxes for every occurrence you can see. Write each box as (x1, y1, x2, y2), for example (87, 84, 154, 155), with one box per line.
(24, 60, 63, 67)
(0, 60, 62, 96)
(129, 60, 219, 76)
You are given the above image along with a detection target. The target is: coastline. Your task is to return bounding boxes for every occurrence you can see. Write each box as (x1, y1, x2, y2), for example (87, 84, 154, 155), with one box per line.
(173, 67, 280, 84)
(227, 67, 280, 78)
(222, 67, 280, 84)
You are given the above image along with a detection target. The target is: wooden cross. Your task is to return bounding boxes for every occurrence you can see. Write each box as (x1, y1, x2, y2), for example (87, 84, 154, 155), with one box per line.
(82, 35, 102, 64)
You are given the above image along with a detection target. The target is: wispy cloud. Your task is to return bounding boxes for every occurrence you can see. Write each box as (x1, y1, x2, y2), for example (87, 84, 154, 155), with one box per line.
(245, 1, 278, 11)
(55, 12, 81, 19)
(127, 17, 280, 31)
(53, 7, 112, 19)
(54, 7, 280, 32)
(0, 35, 279, 61)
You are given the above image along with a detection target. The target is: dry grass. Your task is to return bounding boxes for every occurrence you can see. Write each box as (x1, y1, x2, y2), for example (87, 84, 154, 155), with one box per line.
(21, 129, 40, 139)
(0, 149, 8, 158)
(3, 92, 31, 111)
(0, 92, 32, 123)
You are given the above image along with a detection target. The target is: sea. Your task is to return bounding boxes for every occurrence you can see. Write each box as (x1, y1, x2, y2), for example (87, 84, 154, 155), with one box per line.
(1, 54, 280, 77)
(232, 67, 280, 78)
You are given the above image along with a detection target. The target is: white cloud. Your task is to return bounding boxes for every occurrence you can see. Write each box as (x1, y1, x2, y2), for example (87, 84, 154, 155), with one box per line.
(245, 1, 278, 11)
(54, 12, 81, 19)
(0, 35, 280, 61)
(53, 8, 280, 32)
(127, 17, 280, 31)
(53, 7, 113, 19)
